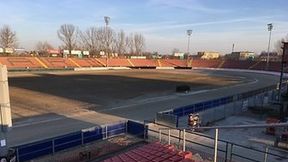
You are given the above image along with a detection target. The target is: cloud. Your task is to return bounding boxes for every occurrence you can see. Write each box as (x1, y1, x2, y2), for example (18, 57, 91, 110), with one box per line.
(118, 16, 275, 33)
(147, 0, 231, 14)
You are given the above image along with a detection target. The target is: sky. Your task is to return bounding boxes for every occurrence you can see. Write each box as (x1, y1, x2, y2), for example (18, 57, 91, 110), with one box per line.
(0, 0, 288, 55)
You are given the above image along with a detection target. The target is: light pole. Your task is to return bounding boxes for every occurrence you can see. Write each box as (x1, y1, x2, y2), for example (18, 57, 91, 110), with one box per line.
(231, 43, 235, 54)
(187, 30, 192, 55)
(278, 42, 288, 101)
(104, 16, 110, 67)
(266, 23, 273, 69)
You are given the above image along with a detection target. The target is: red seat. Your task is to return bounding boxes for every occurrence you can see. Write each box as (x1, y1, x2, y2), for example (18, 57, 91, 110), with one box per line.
(103, 142, 195, 162)
(169, 155, 183, 162)
(179, 151, 192, 159)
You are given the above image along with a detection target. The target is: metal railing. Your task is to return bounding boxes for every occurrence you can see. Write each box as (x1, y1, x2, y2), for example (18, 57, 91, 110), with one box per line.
(147, 122, 288, 162)
(156, 84, 278, 128)
(14, 120, 146, 162)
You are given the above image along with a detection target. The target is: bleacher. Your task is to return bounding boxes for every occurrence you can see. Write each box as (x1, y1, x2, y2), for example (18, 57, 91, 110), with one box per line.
(0, 57, 43, 68)
(129, 59, 157, 67)
(164, 59, 188, 68)
(220, 60, 255, 69)
(39, 57, 75, 68)
(71, 58, 103, 67)
(250, 61, 281, 72)
(107, 58, 132, 67)
(267, 62, 281, 72)
(190, 59, 222, 68)
(0, 56, 283, 72)
(157, 60, 175, 67)
(103, 142, 195, 162)
(95, 58, 107, 67)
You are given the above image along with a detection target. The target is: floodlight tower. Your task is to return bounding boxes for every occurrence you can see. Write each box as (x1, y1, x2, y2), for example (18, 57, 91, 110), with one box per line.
(104, 16, 110, 67)
(187, 30, 193, 55)
(266, 23, 273, 69)
(104, 16, 110, 27)
(232, 43, 235, 54)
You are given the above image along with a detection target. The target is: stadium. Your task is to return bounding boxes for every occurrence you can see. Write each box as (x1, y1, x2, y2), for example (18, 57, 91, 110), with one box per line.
(0, 56, 286, 162)
(1, 1, 288, 162)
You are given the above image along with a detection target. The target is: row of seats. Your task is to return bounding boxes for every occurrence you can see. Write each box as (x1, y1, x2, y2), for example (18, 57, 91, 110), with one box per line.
(220, 60, 255, 69)
(0, 57, 282, 71)
(164, 59, 189, 67)
(103, 142, 195, 162)
(190, 60, 222, 68)
(0, 57, 43, 68)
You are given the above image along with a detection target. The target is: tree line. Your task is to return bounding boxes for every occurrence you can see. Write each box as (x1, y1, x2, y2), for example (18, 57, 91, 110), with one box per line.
(57, 24, 145, 56)
(1, 24, 288, 56)
(0, 24, 146, 56)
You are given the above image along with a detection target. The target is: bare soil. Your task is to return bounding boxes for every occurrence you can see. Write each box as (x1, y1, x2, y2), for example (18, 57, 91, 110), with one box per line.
(8, 69, 242, 121)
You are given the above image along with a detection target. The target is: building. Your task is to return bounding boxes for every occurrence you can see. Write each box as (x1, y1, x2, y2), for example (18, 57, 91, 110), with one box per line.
(173, 52, 185, 59)
(258, 52, 281, 62)
(47, 49, 61, 57)
(0, 48, 14, 54)
(226, 51, 255, 60)
(197, 51, 220, 60)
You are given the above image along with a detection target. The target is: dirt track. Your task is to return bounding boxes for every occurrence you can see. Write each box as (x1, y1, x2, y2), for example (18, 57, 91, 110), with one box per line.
(8, 69, 242, 121)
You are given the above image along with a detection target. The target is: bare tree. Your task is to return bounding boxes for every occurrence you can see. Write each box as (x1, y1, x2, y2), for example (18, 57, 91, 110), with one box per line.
(126, 34, 134, 55)
(97, 26, 115, 56)
(115, 30, 126, 55)
(35, 41, 53, 51)
(134, 33, 145, 55)
(35, 41, 53, 56)
(171, 48, 180, 54)
(0, 25, 17, 53)
(80, 27, 100, 55)
(105, 27, 115, 55)
(57, 24, 78, 54)
(79, 26, 145, 57)
(275, 35, 288, 55)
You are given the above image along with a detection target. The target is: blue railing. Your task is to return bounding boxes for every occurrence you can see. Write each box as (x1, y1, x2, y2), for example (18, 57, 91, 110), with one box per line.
(15, 120, 145, 162)
(157, 85, 276, 127)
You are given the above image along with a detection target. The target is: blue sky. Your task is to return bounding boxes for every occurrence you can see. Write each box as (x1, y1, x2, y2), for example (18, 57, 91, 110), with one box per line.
(0, 0, 288, 54)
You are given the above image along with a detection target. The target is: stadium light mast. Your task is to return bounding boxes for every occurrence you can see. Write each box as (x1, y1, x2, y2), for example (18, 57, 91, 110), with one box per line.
(266, 23, 273, 69)
(187, 30, 193, 55)
(104, 16, 110, 67)
(232, 43, 235, 54)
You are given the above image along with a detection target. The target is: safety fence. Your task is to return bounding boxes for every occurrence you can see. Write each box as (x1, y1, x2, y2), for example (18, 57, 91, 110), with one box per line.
(14, 120, 145, 162)
(156, 84, 277, 127)
(147, 125, 288, 162)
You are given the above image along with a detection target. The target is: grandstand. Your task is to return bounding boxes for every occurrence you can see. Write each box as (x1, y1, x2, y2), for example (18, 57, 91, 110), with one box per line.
(0, 57, 282, 72)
